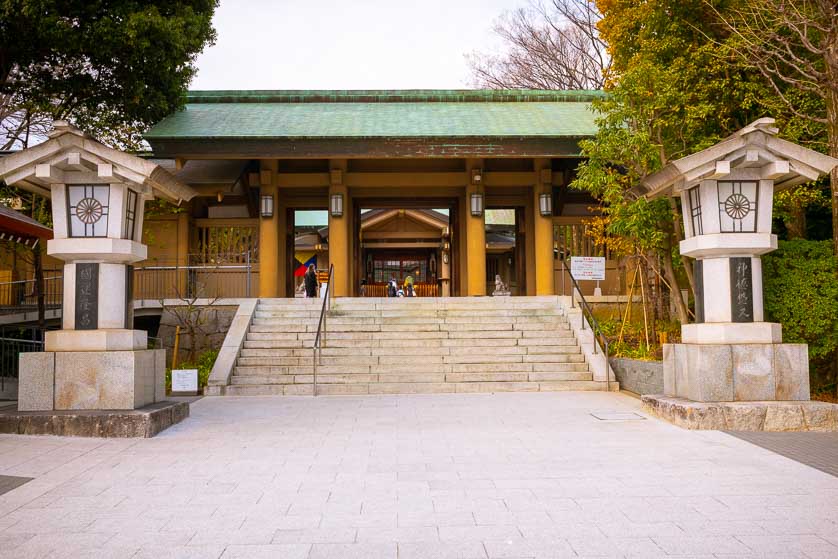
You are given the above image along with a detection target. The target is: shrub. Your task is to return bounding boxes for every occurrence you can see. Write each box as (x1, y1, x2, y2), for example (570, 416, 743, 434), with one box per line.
(762, 240, 838, 388)
(166, 348, 220, 394)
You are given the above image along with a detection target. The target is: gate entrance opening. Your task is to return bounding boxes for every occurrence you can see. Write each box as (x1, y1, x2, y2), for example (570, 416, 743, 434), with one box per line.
(353, 199, 459, 297)
(485, 208, 526, 296)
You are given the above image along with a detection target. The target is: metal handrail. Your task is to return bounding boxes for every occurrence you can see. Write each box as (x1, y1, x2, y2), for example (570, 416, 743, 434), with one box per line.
(561, 259, 611, 392)
(312, 264, 335, 397)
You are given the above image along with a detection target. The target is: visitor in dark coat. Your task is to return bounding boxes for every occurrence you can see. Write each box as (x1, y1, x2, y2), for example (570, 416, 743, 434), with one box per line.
(304, 264, 318, 298)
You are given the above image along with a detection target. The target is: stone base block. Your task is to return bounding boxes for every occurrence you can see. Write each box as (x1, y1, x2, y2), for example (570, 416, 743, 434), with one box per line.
(663, 343, 809, 402)
(0, 400, 189, 438)
(681, 322, 782, 344)
(19, 349, 166, 411)
(45, 329, 147, 352)
(642, 395, 838, 432)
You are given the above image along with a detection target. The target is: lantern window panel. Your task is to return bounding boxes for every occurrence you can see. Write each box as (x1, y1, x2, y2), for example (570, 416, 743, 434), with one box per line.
(68, 185, 110, 238)
(123, 188, 138, 240)
(687, 186, 703, 236)
(717, 181, 758, 233)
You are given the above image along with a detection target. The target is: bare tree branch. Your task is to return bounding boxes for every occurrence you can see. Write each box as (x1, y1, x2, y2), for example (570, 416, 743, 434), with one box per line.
(467, 0, 609, 90)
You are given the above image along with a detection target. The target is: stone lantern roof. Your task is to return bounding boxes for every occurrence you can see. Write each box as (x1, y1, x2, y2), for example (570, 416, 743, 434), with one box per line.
(0, 121, 197, 203)
(639, 118, 838, 198)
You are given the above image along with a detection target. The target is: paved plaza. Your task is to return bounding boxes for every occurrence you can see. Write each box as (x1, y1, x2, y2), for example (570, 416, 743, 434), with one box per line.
(0, 392, 837, 558)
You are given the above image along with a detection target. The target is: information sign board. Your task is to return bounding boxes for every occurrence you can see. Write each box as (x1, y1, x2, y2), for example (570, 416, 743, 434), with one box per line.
(570, 256, 606, 281)
(171, 369, 198, 395)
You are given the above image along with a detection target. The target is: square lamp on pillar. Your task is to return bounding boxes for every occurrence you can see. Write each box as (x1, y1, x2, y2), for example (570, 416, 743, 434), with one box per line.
(330, 193, 344, 217)
(470, 193, 484, 217)
(260, 194, 274, 218)
(539, 192, 553, 217)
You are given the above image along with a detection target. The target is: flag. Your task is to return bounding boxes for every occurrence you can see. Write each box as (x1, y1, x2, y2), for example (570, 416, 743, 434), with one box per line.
(294, 251, 317, 277)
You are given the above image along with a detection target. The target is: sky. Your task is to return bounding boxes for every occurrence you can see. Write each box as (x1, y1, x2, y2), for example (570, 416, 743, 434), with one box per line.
(191, 0, 526, 91)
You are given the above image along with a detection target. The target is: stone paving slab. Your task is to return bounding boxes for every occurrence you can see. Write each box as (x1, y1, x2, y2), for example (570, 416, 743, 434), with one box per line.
(0, 392, 835, 558)
(726, 431, 838, 478)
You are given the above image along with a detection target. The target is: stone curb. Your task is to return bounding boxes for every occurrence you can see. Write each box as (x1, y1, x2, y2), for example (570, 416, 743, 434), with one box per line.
(641, 395, 838, 431)
(0, 401, 189, 438)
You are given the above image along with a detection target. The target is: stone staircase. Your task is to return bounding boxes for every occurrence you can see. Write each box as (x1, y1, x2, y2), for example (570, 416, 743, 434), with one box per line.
(220, 297, 613, 396)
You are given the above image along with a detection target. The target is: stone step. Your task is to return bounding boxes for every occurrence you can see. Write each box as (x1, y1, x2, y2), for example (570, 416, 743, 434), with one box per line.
(232, 361, 590, 377)
(244, 329, 574, 341)
(235, 351, 586, 368)
(255, 308, 565, 319)
(241, 336, 578, 350)
(221, 379, 610, 396)
(238, 345, 581, 358)
(229, 370, 594, 385)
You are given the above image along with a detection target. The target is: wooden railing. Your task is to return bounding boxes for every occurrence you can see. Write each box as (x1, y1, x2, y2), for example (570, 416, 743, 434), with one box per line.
(361, 282, 440, 297)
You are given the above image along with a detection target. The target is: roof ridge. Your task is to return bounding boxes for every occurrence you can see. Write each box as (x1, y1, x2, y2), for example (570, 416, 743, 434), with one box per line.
(184, 89, 605, 104)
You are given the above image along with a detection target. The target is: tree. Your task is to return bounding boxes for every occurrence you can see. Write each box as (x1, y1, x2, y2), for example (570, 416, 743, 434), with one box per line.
(573, 0, 782, 324)
(467, 0, 609, 90)
(705, 0, 838, 255)
(0, 0, 218, 150)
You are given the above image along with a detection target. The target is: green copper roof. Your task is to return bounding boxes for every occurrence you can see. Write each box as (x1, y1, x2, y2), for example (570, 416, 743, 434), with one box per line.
(145, 89, 602, 140)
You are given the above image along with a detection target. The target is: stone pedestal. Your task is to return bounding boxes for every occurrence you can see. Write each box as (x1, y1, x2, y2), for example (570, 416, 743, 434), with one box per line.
(19, 349, 166, 411)
(663, 342, 809, 402)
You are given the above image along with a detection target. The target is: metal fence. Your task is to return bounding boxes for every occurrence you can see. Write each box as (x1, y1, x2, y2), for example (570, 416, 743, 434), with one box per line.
(0, 274, 63, 316)
(134, 260, 255, 300)
(0, 255, 256, 317)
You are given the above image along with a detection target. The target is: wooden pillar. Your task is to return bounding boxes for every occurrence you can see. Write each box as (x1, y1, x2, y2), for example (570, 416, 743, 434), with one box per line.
(465, 159, 486, 296)
(175, 211, 190, 296)
(329, 160, 350, 297)
(534, 158, 555, 295)
(258, 160, 280, 298)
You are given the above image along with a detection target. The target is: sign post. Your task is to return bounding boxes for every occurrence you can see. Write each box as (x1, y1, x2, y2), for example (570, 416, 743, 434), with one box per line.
(570, 256, 605, 296)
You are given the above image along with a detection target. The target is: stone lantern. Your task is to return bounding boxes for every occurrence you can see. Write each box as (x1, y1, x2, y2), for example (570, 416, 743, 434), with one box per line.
(638, 119, 838, 429)
(0, 122, 196, 411)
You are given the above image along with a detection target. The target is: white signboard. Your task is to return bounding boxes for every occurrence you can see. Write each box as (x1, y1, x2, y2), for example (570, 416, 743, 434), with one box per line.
(172, 369, 198, 394)
(570, 256, 606, 281)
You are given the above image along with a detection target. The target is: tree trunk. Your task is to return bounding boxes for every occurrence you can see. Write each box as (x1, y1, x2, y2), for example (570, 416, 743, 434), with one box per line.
(667, 197, 695, 297)
(786, 199, 807, 239)
(662, 236, 689, 324)
(827, 89, 838, 258)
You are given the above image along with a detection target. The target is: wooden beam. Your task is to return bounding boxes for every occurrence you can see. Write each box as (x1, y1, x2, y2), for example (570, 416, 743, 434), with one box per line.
(345, 172, 467, 188)
(276, 173, 330, 188)
(361, 242, 441, 249)
(483, 171, 537, 187)
(363, 231, 441, 240)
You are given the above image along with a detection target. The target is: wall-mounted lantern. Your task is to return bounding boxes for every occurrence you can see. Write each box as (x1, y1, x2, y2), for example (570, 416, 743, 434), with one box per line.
(470, 192, 484, 217)
(260, 194, 274, 218)
(330, 193, 344, 217)
(538, 192, 553, 217)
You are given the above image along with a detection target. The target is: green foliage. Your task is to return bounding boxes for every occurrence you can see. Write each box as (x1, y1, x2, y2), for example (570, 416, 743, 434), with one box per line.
(577, 0, 826, 254)
(165, 348, 219, 393)
(595, 311, 681, 361)
(0, 0, 218, 149)
(763, 240, 838, 385)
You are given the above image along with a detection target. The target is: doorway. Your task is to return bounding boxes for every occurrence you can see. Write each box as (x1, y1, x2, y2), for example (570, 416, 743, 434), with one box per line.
(286, 208, 328, 297)
(353, 198, 459, 297)
(485, 207, 526, 296)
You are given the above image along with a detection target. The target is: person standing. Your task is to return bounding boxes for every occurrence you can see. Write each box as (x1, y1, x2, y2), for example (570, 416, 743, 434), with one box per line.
(404, 270, 416, 297)
(304, 263, 318, 298)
